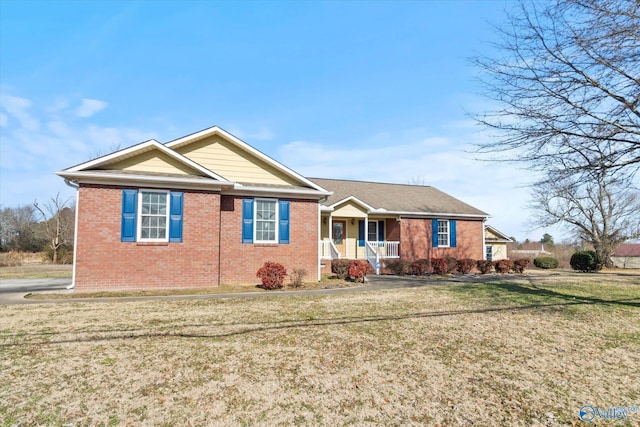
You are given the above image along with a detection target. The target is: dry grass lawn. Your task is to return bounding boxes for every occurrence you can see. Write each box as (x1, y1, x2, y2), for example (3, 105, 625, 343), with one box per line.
(1, 273, 639, 426)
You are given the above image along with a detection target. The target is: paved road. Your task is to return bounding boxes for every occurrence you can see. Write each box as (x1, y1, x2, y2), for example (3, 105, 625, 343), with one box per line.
(0, 276, 438, 305)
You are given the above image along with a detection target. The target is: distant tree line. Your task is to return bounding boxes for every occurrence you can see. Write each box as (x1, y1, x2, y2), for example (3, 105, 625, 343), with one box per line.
(0, 194, 75, 263)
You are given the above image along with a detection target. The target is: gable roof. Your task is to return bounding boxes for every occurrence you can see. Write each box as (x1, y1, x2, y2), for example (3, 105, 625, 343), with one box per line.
(57, 126, 331, 198)
(485, 225, 513, 242)
(165, 126, 327, 193)
(309, 178, 489, 218)
(614, 243, 640, 257)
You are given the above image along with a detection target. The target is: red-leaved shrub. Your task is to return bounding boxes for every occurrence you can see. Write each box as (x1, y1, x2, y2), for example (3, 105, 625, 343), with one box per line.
(456, 258, 476, 274)
(349, 260, 370, 283)
(476, 260, 493, 274)
(256, 261, 287, 289)
(411, 259, 430, 276)
(513, 258, 531, 274)
(431, 258, 448, 275)
(493, 259, 513, 274)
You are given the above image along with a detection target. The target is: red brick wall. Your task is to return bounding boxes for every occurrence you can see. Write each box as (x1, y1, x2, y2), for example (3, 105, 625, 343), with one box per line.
(74, 185, 221, 291)
(219, 195, 319, 284)
(399, 218, 484, 261)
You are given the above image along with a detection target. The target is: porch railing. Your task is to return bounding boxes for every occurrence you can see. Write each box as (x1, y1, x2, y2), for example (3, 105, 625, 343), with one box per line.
(320, 240, 340, 259)
(365, 242, 381, 274)
(368, 241, 400, 258)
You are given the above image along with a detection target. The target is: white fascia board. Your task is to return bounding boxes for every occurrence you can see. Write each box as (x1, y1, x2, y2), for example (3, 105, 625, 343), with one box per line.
(396, 211, 491, 220)
(66, 139, 160, 172)
(65, 139, 231, 183)
(165, 126, 330, 193)
(329, 195, 376, 212)
(56, 171, 233, 191)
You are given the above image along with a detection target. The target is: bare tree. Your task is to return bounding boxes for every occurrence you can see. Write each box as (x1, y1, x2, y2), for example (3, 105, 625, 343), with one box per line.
(474, 0, 640, 178)
(531, 169, 639, 267)
(474, 0, 640, 264)
(0, 205, 43, 252)
(33, 194, 75, 264)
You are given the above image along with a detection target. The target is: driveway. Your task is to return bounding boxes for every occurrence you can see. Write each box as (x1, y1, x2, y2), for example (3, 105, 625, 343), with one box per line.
(0, 278, 72, 304)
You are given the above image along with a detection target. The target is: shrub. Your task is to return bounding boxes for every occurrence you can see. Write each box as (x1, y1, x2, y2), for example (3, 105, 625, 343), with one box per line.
(386, 259, 411, 275)
(533, 257, 559, 269)
(410, 259, 430, 276)
(445, 257, 458, 274)
(331, 259, 351, 279)
(456, 258, 476, 274)
(570, 251, 602, 272)
(476, 260, 493, 274)
(0, 251, 23, 267)
(289, 268, 307, 288)
(43, 245, 74, 264)
(493, 259, 513, 274)
(431, 258, 448, 275)
(513, 258, 530, 274)
(349, 260, 370, 283)
(256, 261, 287, 290)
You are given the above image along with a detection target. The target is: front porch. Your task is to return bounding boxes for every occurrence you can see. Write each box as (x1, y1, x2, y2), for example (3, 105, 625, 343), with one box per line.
(319, 213, 400, 274)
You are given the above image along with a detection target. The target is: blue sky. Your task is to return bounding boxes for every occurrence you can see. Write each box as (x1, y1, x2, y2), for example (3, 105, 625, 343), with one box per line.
(0, 0, 557, 242)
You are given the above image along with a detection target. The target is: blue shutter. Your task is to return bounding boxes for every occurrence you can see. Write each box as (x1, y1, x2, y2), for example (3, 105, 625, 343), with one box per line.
(278, 200, 290, 244)
(450, 220, 457, 247)
(358, 220, 365, 247)
(121, 189, 138, 242)
(378, 220, 385, 243)
(242, 199, 254, 243)
(169, 192, 183, 243)
(432, 219, 438, 247)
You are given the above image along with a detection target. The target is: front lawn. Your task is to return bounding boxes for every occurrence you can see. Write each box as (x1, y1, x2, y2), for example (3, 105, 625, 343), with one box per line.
(1, 273, 638, 426)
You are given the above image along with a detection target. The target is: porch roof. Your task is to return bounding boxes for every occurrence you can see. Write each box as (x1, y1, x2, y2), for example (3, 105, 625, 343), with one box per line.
(309, 178, 489, 218)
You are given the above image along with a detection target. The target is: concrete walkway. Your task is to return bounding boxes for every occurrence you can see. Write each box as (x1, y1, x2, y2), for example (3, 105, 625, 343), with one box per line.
(0, 275, 438, 305)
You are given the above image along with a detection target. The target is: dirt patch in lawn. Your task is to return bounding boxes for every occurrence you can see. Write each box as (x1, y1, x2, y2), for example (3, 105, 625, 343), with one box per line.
(1, 274, 638, 426)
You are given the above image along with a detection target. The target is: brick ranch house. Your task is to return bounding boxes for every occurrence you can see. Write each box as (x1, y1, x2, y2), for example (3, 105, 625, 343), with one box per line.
(57, 126, 490, 291)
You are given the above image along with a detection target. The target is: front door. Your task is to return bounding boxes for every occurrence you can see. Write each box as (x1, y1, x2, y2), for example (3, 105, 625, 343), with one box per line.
(333, 220, 347, 257)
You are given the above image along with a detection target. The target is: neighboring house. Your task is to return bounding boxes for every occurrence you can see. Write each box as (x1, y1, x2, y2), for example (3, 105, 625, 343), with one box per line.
(484, 225, 512, 261)
(58, 126, 490, 291)
(611, 242, 640, 269)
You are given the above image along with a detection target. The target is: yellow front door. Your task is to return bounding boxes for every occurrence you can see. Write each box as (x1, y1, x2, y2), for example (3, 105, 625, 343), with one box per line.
(333, 220, 346, 257)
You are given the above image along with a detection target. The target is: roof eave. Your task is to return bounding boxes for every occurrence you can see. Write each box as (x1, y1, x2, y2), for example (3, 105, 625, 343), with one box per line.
(56, 171, 234, 191)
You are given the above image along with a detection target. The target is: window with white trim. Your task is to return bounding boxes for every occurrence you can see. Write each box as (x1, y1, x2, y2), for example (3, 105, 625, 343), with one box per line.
(437, 219, 450, 247)
(255, 199, 278, 243)
(138, 190, 169, 241)
(368, 221, 378, 243)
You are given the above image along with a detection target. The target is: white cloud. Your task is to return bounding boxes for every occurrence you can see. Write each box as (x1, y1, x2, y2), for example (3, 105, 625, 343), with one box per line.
(0, 112, 7, 127)
(0, 91, 155, 208)
(278, 131, 548, 241)
(75, 98, 108, 118)
(0, 94, 40, 130)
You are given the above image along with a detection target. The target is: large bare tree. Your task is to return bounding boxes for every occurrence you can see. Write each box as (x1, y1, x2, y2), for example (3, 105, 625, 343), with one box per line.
(474, 0, 640, 265)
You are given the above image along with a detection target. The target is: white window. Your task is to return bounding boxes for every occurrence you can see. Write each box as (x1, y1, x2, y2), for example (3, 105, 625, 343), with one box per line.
(368, 221, 378, 243)
(255, 199, 278, 243)
(437, 219, 450, 247)
(138, 190, 169, 242)
(486, 245, 493, 261)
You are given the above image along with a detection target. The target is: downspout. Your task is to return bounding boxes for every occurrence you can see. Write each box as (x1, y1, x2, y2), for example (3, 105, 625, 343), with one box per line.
(63, 179, 80, 289)
(482, 218, 487, 260)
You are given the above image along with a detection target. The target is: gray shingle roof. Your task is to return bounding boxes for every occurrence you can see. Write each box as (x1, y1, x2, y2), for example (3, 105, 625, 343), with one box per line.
(309, 178, 489, 217)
